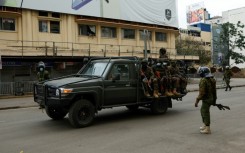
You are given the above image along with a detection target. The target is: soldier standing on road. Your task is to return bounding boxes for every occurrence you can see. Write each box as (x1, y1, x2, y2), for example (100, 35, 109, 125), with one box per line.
(223, 66, 233, 91)
(37, 61, 50, 82)
(195, 67, 217, 134)
(37, 61, 50, 109)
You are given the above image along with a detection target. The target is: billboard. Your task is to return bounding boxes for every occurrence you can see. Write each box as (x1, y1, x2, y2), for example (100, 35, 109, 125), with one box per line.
(186, 2, 205, 25)
(0, 0, 178, 28)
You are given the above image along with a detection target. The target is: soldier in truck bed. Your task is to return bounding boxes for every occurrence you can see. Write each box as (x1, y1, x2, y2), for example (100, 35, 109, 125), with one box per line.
(152, 61, 174, 97)
(159, 48, 168, 59)
(140, 59, 161, 98)
(168, 61, 182, 96)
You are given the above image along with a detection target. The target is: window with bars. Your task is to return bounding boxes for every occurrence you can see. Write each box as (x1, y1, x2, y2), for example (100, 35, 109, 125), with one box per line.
(78, 24, 96, 36)
(0, 17, 15, 31)
(101, 26, 117, 38)
(155, 32, 167, 42)
(121, 28, 135, 39)
(38, 11, 60, 34)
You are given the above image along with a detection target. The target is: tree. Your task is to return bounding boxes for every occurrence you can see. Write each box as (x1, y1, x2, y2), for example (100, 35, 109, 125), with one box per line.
(176, 36, 211, 65)
(220, 21, 245, 65)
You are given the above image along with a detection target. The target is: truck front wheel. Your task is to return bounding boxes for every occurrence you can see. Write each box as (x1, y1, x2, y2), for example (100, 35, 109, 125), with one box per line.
(45, 107, 67, 120)
(151, 98, 169, 114)
(68, 99, 95, 128)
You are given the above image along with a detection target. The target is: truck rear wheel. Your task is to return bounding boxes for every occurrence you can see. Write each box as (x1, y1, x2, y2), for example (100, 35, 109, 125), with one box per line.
(45, 107, 67, 120)
(68, 99, 95, 128)
(151, 98, 169, 114)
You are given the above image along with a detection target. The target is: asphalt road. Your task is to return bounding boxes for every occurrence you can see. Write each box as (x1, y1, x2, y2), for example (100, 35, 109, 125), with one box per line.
(0, 87, 245, 153)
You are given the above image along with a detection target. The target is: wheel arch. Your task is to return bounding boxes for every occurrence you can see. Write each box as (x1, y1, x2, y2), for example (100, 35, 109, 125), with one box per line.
(70, 91, 100, 110)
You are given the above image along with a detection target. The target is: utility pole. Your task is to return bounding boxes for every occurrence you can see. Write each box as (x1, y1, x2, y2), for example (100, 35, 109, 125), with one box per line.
(143, 29, 150, 59)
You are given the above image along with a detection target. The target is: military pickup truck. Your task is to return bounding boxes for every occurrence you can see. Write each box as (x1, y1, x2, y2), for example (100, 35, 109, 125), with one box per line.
(34, 57, 186, 128)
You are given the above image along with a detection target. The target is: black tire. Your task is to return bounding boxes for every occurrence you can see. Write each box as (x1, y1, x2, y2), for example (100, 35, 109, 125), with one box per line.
(45, 107, 67, 120)
(68, 99, 95, 128)
(126, 105, 139, 111)
(151, 98, 169, 114)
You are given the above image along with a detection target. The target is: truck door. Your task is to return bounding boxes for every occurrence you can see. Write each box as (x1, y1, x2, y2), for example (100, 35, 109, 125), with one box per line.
(104, 63, 137, 106)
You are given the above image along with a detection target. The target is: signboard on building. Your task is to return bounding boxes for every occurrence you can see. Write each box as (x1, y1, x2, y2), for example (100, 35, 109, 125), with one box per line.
(186, 2, 205, 25)
(1, 0, 178, 28)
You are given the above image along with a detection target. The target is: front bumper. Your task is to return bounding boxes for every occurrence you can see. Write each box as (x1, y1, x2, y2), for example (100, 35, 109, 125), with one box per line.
(33, 84, 73, 107)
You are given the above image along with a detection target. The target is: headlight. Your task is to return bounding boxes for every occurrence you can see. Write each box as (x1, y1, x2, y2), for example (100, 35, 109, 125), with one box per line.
(56, 88, 73, 96)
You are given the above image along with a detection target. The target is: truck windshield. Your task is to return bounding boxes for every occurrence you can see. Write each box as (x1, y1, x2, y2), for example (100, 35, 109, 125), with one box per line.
(80, 62, 108, 76)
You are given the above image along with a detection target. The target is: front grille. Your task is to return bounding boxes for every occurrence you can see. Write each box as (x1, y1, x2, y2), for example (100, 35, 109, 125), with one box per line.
(47, 87, 56, 97)
(34, 84, 57, 97)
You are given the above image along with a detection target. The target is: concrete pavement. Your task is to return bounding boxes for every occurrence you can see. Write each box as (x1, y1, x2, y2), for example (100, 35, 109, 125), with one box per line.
(0, 78, 245, 110)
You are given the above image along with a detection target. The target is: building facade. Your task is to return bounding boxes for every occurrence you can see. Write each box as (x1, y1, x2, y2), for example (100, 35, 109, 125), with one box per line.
(0, 1, 181, 83)
(178, 24, 211, 62)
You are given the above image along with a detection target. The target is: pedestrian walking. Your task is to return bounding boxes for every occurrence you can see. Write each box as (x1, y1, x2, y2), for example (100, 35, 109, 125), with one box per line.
(223, 66, 233, 91)
(195, 66, 217, 134)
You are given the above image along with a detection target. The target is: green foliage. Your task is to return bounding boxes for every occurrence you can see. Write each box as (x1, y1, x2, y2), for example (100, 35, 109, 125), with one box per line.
(220, 21, 245, 65)
(176, 36, 210, 65)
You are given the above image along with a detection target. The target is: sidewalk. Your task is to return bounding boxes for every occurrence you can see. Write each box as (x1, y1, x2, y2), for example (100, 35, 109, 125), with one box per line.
(0, 78, 245, 110)
(187, 78, 245, 91)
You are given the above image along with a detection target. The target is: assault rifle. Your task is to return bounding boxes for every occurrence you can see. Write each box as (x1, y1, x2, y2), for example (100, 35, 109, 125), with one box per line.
(214, 104, 230, 110)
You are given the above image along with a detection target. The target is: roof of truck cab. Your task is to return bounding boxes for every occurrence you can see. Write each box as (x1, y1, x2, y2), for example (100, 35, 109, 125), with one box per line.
(91, 58, 139, 63)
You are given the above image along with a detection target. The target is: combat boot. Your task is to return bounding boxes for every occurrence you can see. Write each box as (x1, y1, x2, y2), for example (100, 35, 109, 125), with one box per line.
(145, 91, 151, 97)
(229, 86, 232, 91)
(200, 125, 206, 130)
(153, 90, 159, 98)
(200, 126, 211, 134)
(225, 87, 228, 91)
(172, 88, 181, 96)
(165, 90, 174, 97)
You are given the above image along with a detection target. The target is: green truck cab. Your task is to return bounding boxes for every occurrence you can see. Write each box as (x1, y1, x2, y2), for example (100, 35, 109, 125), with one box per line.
(34, 57, 186, 128)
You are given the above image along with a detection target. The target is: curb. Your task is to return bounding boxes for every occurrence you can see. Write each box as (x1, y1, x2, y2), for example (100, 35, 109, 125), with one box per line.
(0, 94, 33, 100)
(0, 105, 38, 111)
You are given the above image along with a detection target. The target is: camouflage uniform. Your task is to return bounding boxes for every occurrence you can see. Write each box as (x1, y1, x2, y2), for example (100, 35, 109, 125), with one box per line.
(168, 62, 182, 96)
(37, 61, 50, 82)
(37, 61, 50, 109)
(37, 70, 50, 82)
(196, 77, 217, 127)
(223, 67, 233, 91)
(195, 67, 217, 134)
(160, 63, 174, 96)
(141, 60, 159, 98)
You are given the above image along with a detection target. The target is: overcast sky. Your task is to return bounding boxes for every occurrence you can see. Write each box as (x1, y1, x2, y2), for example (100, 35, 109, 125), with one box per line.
(177, 0, 245, 28)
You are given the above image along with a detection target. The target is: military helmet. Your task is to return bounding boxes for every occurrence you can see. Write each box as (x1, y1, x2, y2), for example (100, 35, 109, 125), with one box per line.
(156, 62, 162, 67)
(197, 66, 213, 78)
(38, 61, 45, 72)
(38, 61, 45, 68)
(159, 48, 166, 54)
(141, 59, 148, 64)
(162, 62, 168, 67)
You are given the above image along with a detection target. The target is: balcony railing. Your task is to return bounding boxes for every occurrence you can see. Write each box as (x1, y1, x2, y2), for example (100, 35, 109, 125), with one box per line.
(0, 39, 174, 58)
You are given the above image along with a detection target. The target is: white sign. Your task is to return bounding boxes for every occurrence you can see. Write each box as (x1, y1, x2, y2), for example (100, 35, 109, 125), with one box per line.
(1, 0, 178, 28)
